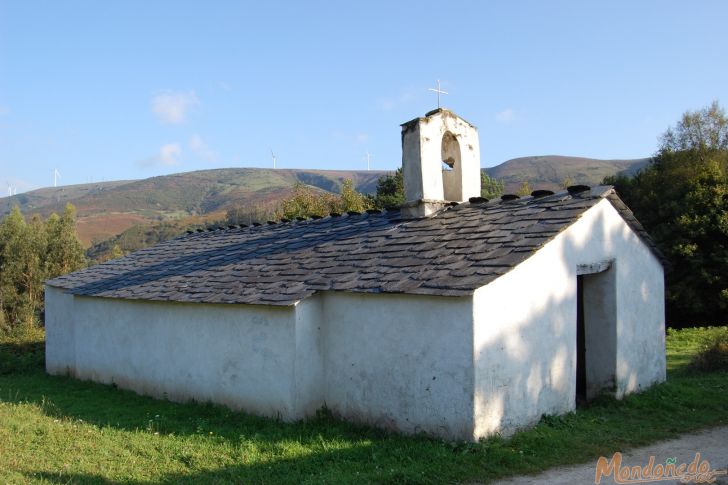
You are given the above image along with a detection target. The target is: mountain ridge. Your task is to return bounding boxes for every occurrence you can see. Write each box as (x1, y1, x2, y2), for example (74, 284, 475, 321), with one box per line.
(484, 155, 650, 192)
(2, 156, 648, 247)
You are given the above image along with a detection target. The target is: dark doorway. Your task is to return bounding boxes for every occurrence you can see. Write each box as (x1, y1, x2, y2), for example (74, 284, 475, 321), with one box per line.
(576, 274, 587, 406)
(575, 262, 617, 406)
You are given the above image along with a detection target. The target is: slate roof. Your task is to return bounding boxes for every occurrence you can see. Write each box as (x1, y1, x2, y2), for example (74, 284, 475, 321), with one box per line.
(47, 186, 660, 306)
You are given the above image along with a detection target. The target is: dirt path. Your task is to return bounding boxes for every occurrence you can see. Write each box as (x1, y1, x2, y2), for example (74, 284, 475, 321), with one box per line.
(489, 426, 728, 484)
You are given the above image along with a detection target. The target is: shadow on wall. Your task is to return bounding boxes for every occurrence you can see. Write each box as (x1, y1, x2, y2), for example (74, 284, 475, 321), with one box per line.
(473, 202, 664, 436)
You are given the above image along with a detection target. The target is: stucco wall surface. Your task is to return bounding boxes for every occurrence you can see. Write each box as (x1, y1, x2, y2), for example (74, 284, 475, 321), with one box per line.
(402, 111, 481, 204)
(45, 290, 302, 420)
(45, 287, 76, 375)
(292, 296, 325, 418)
(472, 198, 665, 438)
(320, 292, 476, 440)
(45, 287, 476, 439)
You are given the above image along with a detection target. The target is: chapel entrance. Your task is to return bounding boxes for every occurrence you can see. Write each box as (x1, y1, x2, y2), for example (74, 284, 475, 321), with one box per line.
(576, 275, 587, 404)
(575, 262, 617, 406)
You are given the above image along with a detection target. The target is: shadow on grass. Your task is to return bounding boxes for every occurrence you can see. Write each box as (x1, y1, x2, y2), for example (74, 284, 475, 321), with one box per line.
(4, 370, 728, 485)
(0, 337, 45, 375)
(4, 371, 475, 484)
(0, 368, 399, 442)
(2, 366, 727, 484)
(26, 444, 429, 485)
(26, 444, 401, 485)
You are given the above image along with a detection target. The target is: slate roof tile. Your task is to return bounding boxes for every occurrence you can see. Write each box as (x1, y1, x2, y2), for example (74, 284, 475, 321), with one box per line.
(46, 186, 660, 306)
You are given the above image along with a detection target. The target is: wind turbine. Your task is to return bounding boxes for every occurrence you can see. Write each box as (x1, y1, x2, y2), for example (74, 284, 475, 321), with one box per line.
(53, 168, 61, 187)
(6, 183, 11, 197)
(270, 149, 277, 169)
(365, 151, 374, 171)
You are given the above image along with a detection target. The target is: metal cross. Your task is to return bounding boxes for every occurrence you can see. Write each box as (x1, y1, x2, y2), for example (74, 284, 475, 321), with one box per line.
(428, 80, 448, 109)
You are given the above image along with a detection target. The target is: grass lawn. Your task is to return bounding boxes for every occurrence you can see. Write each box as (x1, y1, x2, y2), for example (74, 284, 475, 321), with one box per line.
(0, 326, 726, 484)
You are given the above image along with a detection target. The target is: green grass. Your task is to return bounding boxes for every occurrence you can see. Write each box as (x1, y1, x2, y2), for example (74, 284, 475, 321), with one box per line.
(665, 326, 728, 372)
(0, 327, 726, 484)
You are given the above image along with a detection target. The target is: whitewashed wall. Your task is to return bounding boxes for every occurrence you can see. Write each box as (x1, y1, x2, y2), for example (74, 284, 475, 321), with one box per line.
(45, 288, 304, 420)
(402, 110, 481, 206)
(292, 296, 325, 417)
(45, 287, 76, 376)
(319, 292, 476, 440)
(45, 287, 477, 439)
(472, 199, 665, 438)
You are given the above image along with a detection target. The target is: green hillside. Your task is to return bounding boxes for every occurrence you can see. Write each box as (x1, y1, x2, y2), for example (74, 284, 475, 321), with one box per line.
(0, 168, 385, 217)
(485, 155, 649, 193)
(0, 168, 386, 247)
(1, 156, 648, 251)
(0, 180, 136, 216)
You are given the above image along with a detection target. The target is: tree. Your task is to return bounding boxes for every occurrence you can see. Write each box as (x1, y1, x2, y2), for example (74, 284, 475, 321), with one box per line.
(372, 168, 405, 209)
(606, 101, 728, 325)
(339, 179, 372, 214)
(276, 183, 338, 219)
(481, 172, 504, 199)
(0, 208, 45, 327)
(275, 180, 373, 219)
(109, 244, 125, 260)
(45, 204, 86, 277)
(660, 100, 728, 153)
(0, 207, 29, 327)
(0, 203, 86, 330)
(517, 181, 532, 197)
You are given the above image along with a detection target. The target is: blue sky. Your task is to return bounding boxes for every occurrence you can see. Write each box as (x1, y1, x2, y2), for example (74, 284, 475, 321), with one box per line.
(1, 1, 727, 194)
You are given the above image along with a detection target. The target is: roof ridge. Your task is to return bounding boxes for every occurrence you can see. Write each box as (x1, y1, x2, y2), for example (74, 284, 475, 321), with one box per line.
(49, 191, 627, 306)
(183, 207, 395, 238)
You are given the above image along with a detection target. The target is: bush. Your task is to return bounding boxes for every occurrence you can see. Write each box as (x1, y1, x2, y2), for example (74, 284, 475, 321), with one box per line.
(689, 327, 728, 372)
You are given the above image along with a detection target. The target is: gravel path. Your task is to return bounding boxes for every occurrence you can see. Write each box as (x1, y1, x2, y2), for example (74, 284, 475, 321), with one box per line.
(489, 426, 728, 484)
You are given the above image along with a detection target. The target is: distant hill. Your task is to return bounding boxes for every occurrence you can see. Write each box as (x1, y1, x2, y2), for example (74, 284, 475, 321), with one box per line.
(1, 156, 650, 249)
(0, 168, 387, 247)
(485, 155, 649, 193)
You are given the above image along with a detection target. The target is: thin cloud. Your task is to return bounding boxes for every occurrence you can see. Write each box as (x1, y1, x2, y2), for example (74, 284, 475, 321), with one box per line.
(495, 108, 518, 124)
(0, 106, 10, 116)
(138, 143, 182, 167)
(151, 90, 199, 124)
(379, 99, 395, 111)
(160, 143, 182, 165)
(331, 131, 371, 147)
(377, 89, 416, 111)
(189, 134, 217, 163)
